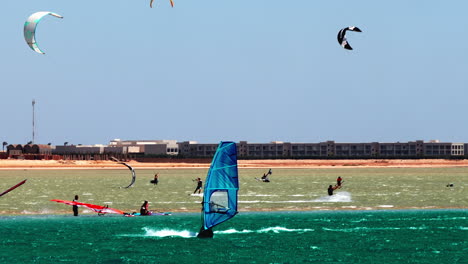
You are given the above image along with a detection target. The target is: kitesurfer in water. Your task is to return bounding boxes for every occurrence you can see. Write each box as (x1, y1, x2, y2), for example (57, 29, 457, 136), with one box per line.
(336, 176, 343, 187)
(140, 200, 150, 215)
(256, 169, 271, 182)
(73, 195, 79, 216)
(328, 185, 339, 196)
(151, 173, 159, 185)
(193, 178, 203, 194)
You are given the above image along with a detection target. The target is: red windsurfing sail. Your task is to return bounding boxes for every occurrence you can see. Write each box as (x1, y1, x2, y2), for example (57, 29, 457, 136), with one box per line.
(0, 179, 27, 197)
(50, 199, 125, 215)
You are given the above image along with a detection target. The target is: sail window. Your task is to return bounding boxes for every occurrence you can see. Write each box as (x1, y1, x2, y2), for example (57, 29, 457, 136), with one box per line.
(209, 190, 229, 213)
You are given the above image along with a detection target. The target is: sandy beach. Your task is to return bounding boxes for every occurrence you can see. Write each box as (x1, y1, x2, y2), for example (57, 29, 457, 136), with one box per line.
(0, 158, 468, 169)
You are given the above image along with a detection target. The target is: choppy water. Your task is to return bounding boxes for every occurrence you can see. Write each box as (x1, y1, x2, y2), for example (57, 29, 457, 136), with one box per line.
(0, 210, 466, 263)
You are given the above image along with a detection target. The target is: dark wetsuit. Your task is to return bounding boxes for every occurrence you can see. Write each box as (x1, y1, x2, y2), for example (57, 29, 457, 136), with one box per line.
(328, 186, 334, 196)
(337, 177, 342, 186)
(73, 199, 79, 216)
(140, 203, 149, 215)
(194, 180, 203, 193)
(261, 175, 270, 182)
(151, 176, 159, 185)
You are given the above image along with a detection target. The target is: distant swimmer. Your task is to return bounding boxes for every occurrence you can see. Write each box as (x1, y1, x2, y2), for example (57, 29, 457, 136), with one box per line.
(193, 178, 203, 194)
(336, 176, 343, 187)
(446, 183, 454, 187)
(328, 185, 339, 196)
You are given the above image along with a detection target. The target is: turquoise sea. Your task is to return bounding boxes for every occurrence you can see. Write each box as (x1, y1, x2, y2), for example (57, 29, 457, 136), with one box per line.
(0, 210, 466, 263)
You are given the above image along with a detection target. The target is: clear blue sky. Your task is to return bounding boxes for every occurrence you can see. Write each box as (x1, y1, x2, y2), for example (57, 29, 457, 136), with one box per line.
(2, 1, 467, 145)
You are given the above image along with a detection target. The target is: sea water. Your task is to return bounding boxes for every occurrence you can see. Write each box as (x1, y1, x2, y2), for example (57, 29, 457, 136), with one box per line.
(0, 210, 466, 263)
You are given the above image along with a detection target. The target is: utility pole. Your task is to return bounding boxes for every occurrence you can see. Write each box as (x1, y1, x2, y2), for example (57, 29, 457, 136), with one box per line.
(32, 99, 35, 144)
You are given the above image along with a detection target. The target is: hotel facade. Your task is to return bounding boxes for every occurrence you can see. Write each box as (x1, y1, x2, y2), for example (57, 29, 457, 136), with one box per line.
(4, 139, 460, 159)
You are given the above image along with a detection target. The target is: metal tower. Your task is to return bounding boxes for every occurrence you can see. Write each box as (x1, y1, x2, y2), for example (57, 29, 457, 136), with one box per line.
(32, 99, 35, 144)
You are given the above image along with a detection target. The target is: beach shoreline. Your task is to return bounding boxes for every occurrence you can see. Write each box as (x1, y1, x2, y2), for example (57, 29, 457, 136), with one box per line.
(1, 158, 468, 169)
(3, 206, 467, 216)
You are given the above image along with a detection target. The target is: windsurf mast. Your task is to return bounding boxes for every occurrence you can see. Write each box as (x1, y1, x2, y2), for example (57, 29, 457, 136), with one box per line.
(0, 179, 27, 197)
(197, 141, 239, 238)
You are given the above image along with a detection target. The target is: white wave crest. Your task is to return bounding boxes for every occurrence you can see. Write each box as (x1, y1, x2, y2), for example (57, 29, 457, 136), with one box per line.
(143, 228, 197, 238)
(215, 226, 314, 235)
(136, 226, 315, 238)
(258, 226, 314, 233)
(215, 229, 254, 234)
(312, 191, 352, 202)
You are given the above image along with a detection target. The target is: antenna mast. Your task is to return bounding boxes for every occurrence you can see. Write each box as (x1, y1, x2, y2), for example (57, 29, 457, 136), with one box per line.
(32, 99, 35, 144)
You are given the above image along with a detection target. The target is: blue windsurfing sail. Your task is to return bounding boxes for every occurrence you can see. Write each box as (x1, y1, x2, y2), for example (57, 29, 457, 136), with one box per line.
(198, 141, 239, 238)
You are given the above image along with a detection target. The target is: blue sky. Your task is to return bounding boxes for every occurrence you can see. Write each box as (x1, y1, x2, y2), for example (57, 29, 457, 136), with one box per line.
(1, 1, 468, 145)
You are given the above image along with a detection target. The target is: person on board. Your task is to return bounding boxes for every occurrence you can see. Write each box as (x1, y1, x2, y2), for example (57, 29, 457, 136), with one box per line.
(261, 173, 270, 182)
(140, 200, 150, 215)
(336, 176, 343, 187)
(72, 195, 79, 216)
(151, 173, 159, 185)
(258, 169, 272, 182)
(328, 185, 339, 196)
(193, 178, 203, 194)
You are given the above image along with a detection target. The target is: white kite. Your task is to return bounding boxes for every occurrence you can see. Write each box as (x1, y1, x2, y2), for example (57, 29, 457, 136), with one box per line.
(24, 11, 63, 54)
(150, 0, 174, 8)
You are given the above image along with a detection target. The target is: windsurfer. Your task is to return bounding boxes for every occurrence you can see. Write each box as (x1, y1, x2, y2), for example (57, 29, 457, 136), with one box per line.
(140, 200, 150, 215)
(196, 141, 239, 239)
(193, 178, 203, 194)
(73, 195, 79, 216)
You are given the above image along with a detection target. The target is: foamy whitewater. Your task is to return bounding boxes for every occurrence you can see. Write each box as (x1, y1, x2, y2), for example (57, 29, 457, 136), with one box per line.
(238, 192, 352, 204)
(142, 227, 197, 238)
(312, 191, 352, 202)
(140, 226, 315, 238)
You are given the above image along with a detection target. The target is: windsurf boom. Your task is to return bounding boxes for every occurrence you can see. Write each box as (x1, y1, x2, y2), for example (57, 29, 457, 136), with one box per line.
(0, 179, 27, 197)
(197, 141, 239, 238)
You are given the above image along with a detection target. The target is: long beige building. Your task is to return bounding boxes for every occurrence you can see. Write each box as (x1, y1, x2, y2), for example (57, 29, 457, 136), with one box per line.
(177, 140, 466, 158)
(7, 139, 466, 159)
